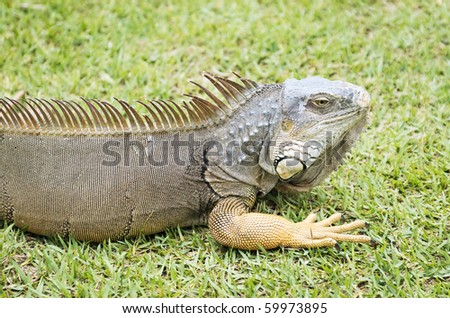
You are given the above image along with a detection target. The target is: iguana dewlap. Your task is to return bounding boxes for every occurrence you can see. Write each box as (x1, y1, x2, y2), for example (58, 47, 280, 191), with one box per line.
(0, 72, 372, 250)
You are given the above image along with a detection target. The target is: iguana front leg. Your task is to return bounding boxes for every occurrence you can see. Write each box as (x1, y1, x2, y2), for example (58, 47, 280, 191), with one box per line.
(208, 196, 371, 250)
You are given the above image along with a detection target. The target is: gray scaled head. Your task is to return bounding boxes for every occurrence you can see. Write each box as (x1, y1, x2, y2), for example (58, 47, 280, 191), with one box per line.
(271, 76, 370, 193)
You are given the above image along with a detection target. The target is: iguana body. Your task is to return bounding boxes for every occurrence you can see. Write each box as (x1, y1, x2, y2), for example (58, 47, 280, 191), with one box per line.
(0, 72, 372, 249)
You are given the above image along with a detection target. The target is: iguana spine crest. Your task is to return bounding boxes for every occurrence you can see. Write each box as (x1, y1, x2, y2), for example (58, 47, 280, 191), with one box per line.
(0, 72, 260, 136)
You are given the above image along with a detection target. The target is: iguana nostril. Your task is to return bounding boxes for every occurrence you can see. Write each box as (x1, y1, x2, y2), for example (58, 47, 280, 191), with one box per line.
(358, 91, 371, 108)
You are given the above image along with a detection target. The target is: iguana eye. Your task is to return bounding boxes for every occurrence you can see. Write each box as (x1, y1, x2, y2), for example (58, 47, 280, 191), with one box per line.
(313, 97, 330, 107)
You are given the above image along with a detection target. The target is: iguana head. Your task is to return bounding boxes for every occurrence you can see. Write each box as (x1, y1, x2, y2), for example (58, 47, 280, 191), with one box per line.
(270, 77, 370, 193)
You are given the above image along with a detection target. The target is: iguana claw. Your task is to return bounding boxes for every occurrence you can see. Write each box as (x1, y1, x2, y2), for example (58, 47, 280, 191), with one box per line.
(288, 213, 372, 248)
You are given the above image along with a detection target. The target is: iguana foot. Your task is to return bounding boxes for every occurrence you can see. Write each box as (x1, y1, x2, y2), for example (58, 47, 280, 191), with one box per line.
(209, 197, 372, 250)
(288, 213, 371, 248)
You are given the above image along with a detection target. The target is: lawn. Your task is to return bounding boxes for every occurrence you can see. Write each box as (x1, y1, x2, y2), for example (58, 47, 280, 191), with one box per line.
(0, 0, 448, 297)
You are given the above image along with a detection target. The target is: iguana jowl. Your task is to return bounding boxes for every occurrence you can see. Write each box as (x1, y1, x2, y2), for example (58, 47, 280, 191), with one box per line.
(0, 72, 372, 250)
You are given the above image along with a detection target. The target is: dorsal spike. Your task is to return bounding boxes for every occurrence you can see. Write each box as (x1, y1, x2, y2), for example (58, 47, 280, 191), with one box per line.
(143, 100, 165, 129)
(27, 99, 53, 129)
(81, 98, 107, 132)
(212, 75, 247, 103)
(189, 81, 229, 111)
(40, 99, 68, 130)
(0, 107, 10, 128)
(62, 100, 87, 131)
(232, 71, 259, 89)
(185, 94, 225, 120)
(3, 98, 27, 129)
(155, 100, 178, 129)
(142, 115, 154, 130)
(101, 101, 129, 131)
(117, 98, 146, 131)
(71, 100, 96, 133)
(142, 100, 164, 129)
(188, 100, 212, 125)
(203, 73, 239, 106)
(149, 100, 171, 129)
(158, 100, 185, 128)
(104, 100, 126, 130)
(11, 98, 40, 130)
(0, 99, 16, 128)
(135, 100, 160, 130)
(24, 99, 47, 129)
(61, 100, 86, 131)
(33, 99, 57, 129)
(92, 99, 118, 131)
(52, 99, 76, 130)
(114, 98, 140, 131)
(216, 76, 248, 97)
(4, 98, 30, 130)
(167, 100, 190, 127)
(182, 101, 202, 127)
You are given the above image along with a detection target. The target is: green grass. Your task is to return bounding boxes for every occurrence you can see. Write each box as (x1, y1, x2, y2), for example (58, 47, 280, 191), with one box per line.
(1, 0, 448, 297)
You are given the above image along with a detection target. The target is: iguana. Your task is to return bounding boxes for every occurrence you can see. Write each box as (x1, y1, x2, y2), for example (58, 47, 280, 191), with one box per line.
(0, 72, 372, 250)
